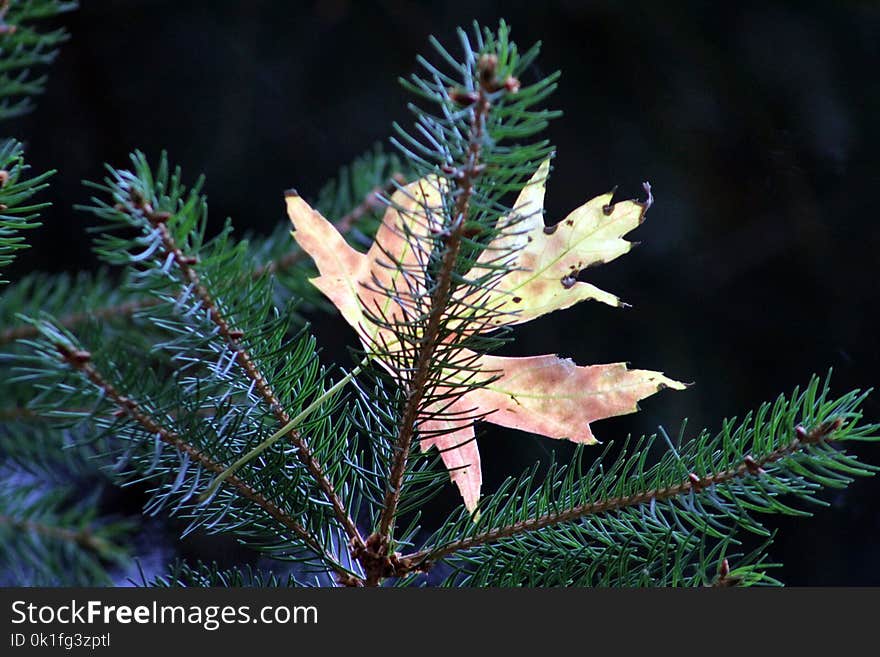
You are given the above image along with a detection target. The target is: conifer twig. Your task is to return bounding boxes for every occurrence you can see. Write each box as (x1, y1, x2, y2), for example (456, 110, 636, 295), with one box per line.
(0, 405, 37, 421)
(0, 514, 114, 555)
(127, 192, 366, 552)
(366, 54, 502, 581)
(0, 298, 157, 346)
(51, 342, 356, 581)
(0, 177, 404, 348)
(400, 419, 845, 571)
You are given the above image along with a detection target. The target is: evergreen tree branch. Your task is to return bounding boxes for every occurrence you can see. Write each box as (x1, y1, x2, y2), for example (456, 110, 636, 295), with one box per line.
(116, 190, 366, 554)
(0, 405, 33, 421)
(5, 15, 876, 589)
(0, 0, 76, 121)
(0, 473, 131, 586)
(146, 561, 308, 588)
(48, 339, 356, 580)
(405, 422, 838, 567)
(0, 140, 52, 283)
(0, 168, 404, 346)
(0, 512, 114, 555)
(368, 55, 496, 571)
(401, 377, 878, 576)
(0, 297, 155, 345)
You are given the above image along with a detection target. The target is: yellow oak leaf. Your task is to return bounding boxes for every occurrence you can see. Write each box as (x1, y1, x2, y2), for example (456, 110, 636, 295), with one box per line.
(286, 161, 684, 511)
(463, 158, 641, 326)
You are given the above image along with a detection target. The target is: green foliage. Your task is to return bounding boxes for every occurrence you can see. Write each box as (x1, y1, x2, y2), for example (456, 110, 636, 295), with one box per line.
(425, 375, 875, 586)
(147, 561, 304, 588)
(0, 476, 132, 586)
(0, 0, 74, 282)
(23, 155, 352, 570)
(0, 18, 877, 588)
(0, 139, 52, 282)
(0, 142, 411, 585)
(0, 0, 77, 121)
(396, 21, 559, 194)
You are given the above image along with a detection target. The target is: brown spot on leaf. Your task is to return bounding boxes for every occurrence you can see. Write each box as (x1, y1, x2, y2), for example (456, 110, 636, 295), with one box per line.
(602, 203, 614, 216)
(561, 275, 576, 289)
(512, 296, 522, 303)
(520, 253, 538, 270)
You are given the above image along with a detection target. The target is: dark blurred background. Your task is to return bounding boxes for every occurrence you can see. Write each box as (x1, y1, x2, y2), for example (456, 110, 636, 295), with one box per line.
(7, 0, 880, 584)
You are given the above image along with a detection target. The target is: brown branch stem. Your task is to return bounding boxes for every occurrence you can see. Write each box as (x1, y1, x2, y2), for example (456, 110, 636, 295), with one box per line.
(0, 514, 115, 555)
(52, 342, 357, 582)
(365, 56, 500, 585)
(131, 197, 365, 554)
(0, 299, 157, 347)
(0, 406, 37, 422)
(0, 404, 244, 423)
(400, 419, 844, 571)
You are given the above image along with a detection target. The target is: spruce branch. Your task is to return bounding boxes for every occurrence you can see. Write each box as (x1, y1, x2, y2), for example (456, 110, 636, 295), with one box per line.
(404, 419, 845, 567)
(0, 140, 52, 282)
(146, 561, 307, 588)
(0, 297, 155, 345)
(0, 512, 115, 556)
(393, 375, 878, 584)
(371, 54, 499, 558)
(47, 338, 355, 580)
(327, 23, 559, 584)
(0, 405, 34, 421)
(0, 0, 77, 120)
(116, 186, 366, 554)
(4, 15, 877, 589)
(0, 475, 131, 586)
(0, 164, 404, 346)
(199, 352, 372, 501)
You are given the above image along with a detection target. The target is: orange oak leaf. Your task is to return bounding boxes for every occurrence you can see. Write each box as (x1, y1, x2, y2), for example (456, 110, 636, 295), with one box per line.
(285, 161, 685, 511)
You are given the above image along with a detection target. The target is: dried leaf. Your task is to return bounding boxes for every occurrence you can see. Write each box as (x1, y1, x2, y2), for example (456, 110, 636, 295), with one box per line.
(286, 161, 684, 511)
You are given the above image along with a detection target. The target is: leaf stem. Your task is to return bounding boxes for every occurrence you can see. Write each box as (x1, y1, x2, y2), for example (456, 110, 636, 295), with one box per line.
(199, 353, 373, 501)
